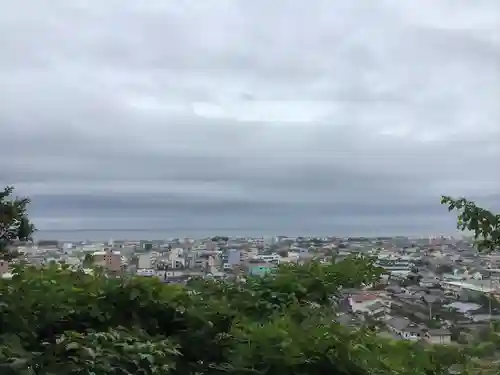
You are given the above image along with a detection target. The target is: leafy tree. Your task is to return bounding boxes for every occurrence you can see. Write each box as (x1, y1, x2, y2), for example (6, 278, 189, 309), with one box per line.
(211, 236, 229, 242)
(0, 258, 455, 375)
(0, 186, 36, 260)
(82, 253, 95, 268)
(441, 196, 500, 252)
(7, 262, 493, 374)
(25, 251, 495, 374)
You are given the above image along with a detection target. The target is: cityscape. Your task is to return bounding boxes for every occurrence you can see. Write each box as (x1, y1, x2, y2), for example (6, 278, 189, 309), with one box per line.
(4, 233, 500, 348)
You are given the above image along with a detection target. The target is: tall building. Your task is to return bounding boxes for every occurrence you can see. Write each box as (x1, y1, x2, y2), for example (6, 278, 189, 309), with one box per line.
(93, 249, 122, 272)
(227, 249, 241, 266)
(138, 254, 152, 269)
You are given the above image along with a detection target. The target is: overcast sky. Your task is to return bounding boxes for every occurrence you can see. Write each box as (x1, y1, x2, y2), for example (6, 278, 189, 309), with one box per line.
(1, 1, 499, 237)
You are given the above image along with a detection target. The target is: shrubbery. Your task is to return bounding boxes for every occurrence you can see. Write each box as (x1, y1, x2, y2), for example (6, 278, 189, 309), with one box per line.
(0, 259, 468, 375)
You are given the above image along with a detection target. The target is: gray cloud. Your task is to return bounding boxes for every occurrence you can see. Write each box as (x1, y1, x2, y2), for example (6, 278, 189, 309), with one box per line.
(1, 0, 500, 237)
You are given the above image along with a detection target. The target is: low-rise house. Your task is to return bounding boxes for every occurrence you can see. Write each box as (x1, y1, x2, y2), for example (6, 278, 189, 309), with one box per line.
(386, 317, 423, 340)
(364, 301, 388, 316)
(419, 278, 438, 287)
(348, 293, 390, 315)
(424, 328, 452, 345)
(136, 269, 165, 278)
(386, 317, 452, 345)
(335, 313, 363, 329)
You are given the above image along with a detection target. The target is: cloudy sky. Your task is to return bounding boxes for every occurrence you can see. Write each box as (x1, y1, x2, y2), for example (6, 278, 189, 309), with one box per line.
(1, 0, 499, 238)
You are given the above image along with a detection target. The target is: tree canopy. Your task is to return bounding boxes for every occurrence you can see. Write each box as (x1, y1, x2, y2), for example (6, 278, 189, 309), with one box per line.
(441, 196, 500, 252)
(0, 186, 36, 260)
(1, 258, 472, 375)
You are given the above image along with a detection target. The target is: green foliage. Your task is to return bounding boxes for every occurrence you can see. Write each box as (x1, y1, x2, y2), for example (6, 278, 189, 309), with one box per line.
(82, 253, 95, 268)
(188, 256, 383, 320)
(0, 186, 36, 260)
(211, 236, 229, 242)
(0, 264, 188, 374)
(0, 258, 464, 375)
(30, 329, 178, 374)
(441, 196, 500, 252)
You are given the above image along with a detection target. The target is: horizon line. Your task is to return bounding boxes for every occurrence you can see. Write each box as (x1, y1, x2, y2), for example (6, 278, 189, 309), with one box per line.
(34, 228, 464, 237)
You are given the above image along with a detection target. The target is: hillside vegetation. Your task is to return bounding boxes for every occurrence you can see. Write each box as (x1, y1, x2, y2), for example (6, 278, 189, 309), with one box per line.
(0, 260, 470, 375)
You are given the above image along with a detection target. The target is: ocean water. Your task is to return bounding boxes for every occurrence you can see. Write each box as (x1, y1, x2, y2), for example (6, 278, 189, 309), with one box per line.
(33, 227, 450, 242)
(34, 229, 294, 242)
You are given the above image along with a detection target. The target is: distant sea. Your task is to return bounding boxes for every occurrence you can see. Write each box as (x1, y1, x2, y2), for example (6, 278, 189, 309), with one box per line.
(33, 228, 454, 242)
(34, 229, 290, 242)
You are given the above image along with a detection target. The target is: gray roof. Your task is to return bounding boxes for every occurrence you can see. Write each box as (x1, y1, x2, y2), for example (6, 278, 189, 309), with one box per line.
(386, 317, 422, 333)
(386, 285, 403, 293)
(422, 294, 440, 304)
(335, 313, 359, 327)
(414, 312, 429, 321)
(386, 317, 410, 331)
(427, 328, 451, 336)
(366, 301, 385, 311)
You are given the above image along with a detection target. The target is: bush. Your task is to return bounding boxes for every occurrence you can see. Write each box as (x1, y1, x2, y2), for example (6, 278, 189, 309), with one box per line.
(0, 258, 466, 375)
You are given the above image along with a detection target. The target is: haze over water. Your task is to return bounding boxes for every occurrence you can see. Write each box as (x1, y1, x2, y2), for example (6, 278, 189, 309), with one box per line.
(35, 226, 460, 242)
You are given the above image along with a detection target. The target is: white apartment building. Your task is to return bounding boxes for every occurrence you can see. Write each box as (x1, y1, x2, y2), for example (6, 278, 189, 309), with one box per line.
(138, 253, 152, 269)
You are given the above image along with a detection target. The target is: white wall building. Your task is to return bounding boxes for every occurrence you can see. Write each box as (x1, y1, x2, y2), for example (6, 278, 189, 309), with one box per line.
(138, 254, 152, 269)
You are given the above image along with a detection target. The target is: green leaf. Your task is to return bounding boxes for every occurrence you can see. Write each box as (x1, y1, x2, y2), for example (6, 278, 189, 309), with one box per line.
(65, 342, 80, 351)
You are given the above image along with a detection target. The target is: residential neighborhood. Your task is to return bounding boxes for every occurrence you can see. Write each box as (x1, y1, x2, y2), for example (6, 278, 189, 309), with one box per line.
(4, 234, 500, 346)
